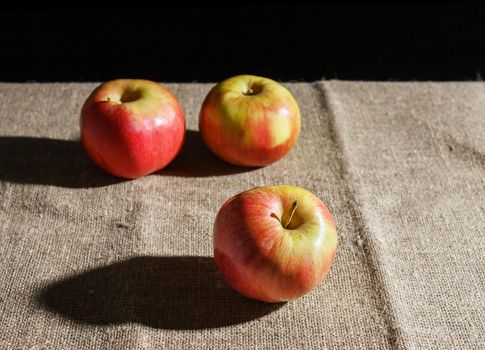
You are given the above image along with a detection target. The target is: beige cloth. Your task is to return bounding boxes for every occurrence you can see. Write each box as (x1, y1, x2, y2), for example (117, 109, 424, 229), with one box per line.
(0, 81, 483, 349)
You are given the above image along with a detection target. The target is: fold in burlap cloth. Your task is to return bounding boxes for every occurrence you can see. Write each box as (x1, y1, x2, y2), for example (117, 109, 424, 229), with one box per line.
(0, 81, 483, 349)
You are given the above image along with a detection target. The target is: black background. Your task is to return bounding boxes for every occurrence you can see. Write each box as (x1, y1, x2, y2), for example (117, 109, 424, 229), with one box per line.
(0, 4, 484, 82)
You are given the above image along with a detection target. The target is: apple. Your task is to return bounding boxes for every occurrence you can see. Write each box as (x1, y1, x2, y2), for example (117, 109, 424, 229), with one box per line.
(80, 79, 185, 179)
(199, 75, 301, 167)
(213, 185, 338, 302)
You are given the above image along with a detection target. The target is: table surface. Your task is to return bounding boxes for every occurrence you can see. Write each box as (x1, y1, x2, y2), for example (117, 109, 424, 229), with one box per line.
(0, 81, 484, 350)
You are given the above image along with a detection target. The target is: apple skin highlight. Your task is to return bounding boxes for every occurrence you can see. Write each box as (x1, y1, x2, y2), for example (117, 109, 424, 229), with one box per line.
(214, 185, 338, 303)
(199, 75, 301, 167)
(81, 79, 186, 179)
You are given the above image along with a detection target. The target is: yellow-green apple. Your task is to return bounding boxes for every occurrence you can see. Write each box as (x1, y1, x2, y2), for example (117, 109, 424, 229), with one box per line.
(213, 185, 338, 302)
(80, 79, 185, 179)
(199, 75, 300, 167)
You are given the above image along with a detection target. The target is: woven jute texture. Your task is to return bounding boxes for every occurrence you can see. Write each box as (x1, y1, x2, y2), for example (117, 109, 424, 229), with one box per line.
(0, 81, 483, 349)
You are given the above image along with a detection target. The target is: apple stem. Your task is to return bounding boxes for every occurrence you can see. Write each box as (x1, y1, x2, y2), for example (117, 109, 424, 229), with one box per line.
(244, 88, 254, 96)
(284, 201, 298, 229)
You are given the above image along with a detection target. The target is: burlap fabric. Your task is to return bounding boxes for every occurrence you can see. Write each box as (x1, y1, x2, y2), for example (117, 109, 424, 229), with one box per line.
(0, 81, 483, 349)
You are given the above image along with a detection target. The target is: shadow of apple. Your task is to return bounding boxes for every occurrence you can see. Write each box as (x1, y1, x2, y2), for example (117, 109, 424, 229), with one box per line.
(160, 130, 259, 177)
(37, 255, 284, 330)
(0, 136, 120, 188)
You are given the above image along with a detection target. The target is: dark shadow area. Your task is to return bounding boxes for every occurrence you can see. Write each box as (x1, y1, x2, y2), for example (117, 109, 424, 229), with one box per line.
(37, 256, 284, 330)
(160, 130, 257, 177)
(0, 5, 483, 82)
(0, 133, 254, 185)
(0, 136, 121, 188)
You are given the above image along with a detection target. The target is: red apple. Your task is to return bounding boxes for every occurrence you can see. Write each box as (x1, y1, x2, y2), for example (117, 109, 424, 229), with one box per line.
(80, 79, 185, 179)
(214, 185, 338, 302)
(199, 75, 301, 167)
